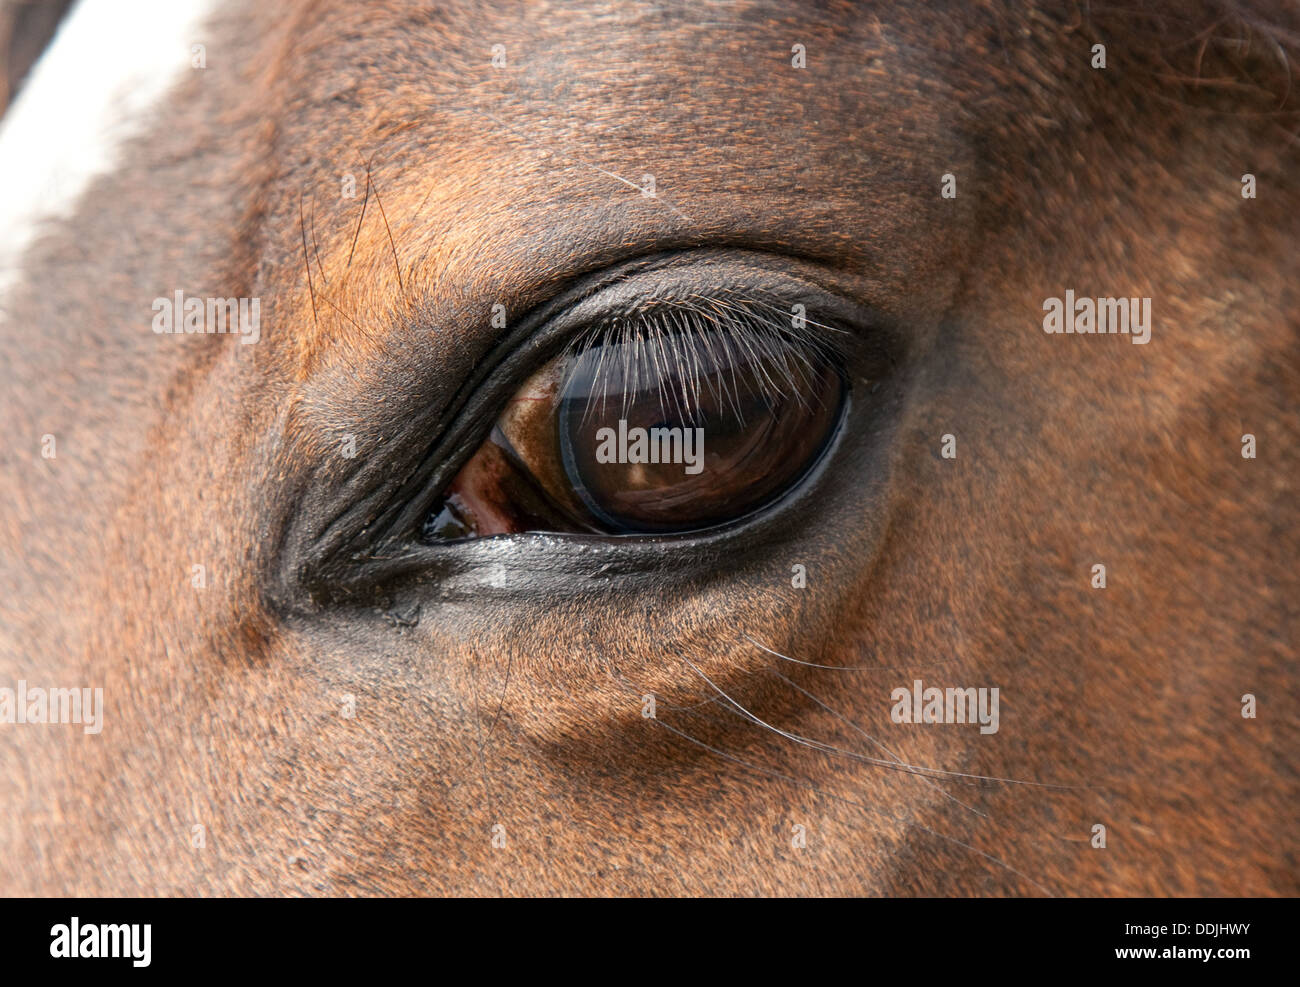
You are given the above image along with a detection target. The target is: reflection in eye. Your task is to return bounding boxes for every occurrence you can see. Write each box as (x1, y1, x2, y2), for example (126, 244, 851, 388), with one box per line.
(423, 295, 846, 540)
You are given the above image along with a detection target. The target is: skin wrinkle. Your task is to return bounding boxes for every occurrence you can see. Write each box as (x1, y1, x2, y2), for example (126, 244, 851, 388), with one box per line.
(0, 0, 1296, 896)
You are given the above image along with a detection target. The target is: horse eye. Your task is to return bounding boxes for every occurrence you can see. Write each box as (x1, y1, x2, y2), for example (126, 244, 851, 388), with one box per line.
(423, 303, 845, 540)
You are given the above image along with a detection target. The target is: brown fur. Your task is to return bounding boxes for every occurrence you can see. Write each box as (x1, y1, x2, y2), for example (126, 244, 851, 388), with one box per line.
(0, 0, 1296, 895)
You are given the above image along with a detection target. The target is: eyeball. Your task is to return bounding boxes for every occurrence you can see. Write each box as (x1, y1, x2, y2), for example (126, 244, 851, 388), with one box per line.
(424, 296, 846, 540)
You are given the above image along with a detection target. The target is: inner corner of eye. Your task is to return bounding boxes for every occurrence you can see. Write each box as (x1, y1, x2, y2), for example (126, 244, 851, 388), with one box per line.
(420, 304, 846, 545)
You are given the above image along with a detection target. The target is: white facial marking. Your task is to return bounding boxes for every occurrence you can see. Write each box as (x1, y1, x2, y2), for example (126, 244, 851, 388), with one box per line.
(0, 0, 222, 306)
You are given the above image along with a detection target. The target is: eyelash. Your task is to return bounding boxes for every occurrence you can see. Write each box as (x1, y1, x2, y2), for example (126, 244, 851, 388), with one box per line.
(558, 290, 847, 424)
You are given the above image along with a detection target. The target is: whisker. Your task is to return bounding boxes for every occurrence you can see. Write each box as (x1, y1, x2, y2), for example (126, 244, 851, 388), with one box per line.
(742, 632, 960, 672)
(366, 160, 405, 294)
(316, 291, 381, 347)
(650, 716, 1056, 896)
(680, 654, 1082, 792)
(765, 667, 987, 819)
(485, 645, 515, 739)
(298, 190, 320, 334)
(309, 192, 328, 285)
(345, 165, 371, 269)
